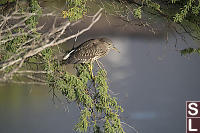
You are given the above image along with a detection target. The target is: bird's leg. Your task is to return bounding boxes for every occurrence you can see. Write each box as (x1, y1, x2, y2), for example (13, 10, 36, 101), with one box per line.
(89, 60, 94, 79)
(96, 60, 107, 75)
(95, 60, 102, 69)
(97, 60, 105, 70)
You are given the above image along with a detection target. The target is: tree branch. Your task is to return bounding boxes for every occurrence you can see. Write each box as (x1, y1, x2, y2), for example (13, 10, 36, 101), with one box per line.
(0, 8, 103, 81)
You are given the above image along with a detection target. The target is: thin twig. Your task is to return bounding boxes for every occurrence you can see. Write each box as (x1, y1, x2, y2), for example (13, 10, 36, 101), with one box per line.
(121, 121, 139, 133)
(15, 70, 47, 74)
(0, 80, 47, 85)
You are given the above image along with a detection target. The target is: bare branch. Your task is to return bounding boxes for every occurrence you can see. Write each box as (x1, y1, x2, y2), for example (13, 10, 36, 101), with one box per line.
(24, 74, 47, 83)
(0, 7, 103, 82)
(0, 80, 47, 85)
(15, 70, 47, 74)
(0, 8, 103, 72)
(2, 58, 25, 80)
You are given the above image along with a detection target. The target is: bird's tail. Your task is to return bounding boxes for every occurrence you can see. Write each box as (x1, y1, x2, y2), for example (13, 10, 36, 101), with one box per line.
(61, 49, 75, 65)
(63, 50, 75, 60)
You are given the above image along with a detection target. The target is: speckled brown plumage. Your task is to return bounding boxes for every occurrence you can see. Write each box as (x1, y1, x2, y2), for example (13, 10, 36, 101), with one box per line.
(63, 38, 117, 64)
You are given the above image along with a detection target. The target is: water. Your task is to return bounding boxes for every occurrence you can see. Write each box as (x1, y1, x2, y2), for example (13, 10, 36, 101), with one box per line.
(105, 36, 200, 133)
(0, 84, 80, 133)
(1, 1, 200, 133)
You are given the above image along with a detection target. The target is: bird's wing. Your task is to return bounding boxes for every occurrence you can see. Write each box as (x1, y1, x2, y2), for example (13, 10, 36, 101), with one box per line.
(95, 44, 108, 57)
(76, 39, 99, 50)
(73, 39, 101, 59)
(64, 39, 107, 64)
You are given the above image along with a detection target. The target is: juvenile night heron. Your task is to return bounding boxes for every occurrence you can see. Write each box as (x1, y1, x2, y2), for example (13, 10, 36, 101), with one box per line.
(62, 38, 119, 77)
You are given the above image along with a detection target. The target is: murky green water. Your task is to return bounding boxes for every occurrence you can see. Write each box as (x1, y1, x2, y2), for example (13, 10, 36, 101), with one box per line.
(1, 0, 200, 133)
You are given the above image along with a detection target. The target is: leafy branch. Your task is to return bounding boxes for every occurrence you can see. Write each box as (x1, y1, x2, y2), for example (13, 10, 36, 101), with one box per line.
(0, 2, 103, 81)
(0, 1, 129, 132)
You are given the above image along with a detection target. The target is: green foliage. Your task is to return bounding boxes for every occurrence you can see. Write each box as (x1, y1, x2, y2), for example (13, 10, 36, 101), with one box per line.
(180, 47, 200, 55)
(142, 0, 161, 11)
(133, 7, 142, 19)
(173, 0, 195, 22)
(192, 3, 200, 15)
(169, 0, 200, 40)
(75, 107, 92, 132)
(42, 54, 125, 133)
(62, 0, 89, 21)
(141, 0, 200, 23)
(0, 0, 15, 5)
(107, 0, 200, 39)
(98, 0, 143, 20)
(1, 29, 27, 74)
(1, 28, 27, 61)
(26, 0, 42, 29)
(0, 0, 42, 74)
(1, 0, 41, 58)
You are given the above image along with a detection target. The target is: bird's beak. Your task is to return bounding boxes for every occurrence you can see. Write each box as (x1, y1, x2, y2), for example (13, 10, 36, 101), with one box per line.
(112, 46, 120, 53)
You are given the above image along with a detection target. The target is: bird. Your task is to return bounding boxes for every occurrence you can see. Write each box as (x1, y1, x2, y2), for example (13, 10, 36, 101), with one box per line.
(63, 38, 119, 64)
(62, 38, 119, 77)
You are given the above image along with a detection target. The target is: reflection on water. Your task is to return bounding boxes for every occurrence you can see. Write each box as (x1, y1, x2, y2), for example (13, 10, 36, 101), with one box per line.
(0, 84, 80, 133)
(130, 111, 157, 120)
(104, 36, 200, 133)
(1, 0, 200, 133)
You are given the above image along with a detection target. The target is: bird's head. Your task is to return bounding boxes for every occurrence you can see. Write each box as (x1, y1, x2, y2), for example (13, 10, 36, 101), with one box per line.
(100, 38, 120, 53)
